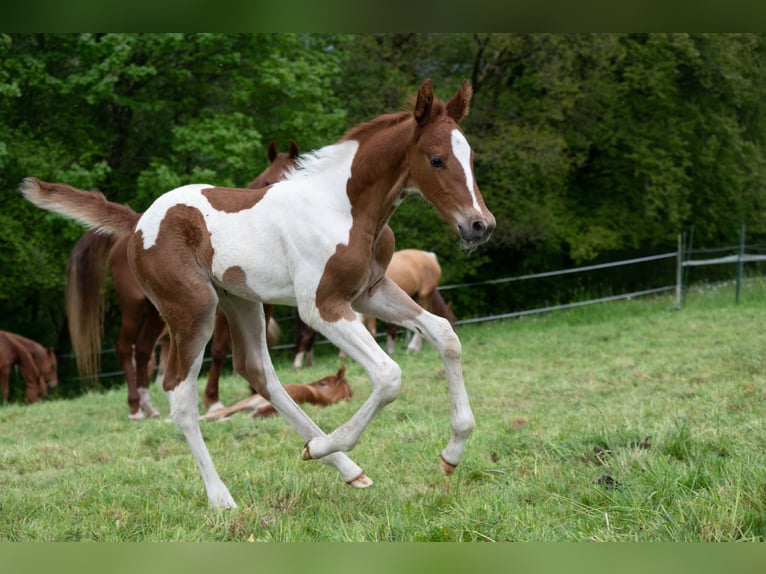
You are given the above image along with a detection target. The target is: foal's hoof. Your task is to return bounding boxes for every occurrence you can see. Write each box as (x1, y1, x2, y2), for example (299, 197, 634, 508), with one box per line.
(439, 454, 457, 476)
(347, 472, 373, 489)
(128, 410, 145, 421)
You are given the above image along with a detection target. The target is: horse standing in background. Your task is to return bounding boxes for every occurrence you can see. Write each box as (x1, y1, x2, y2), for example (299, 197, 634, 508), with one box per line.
(65, 140, 298, 419)
(22, 79, 495, 509)
(0, 330, 42, 403)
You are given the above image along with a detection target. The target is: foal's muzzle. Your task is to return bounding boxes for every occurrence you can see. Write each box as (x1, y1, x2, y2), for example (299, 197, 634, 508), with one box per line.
(458, 216, 495, 246)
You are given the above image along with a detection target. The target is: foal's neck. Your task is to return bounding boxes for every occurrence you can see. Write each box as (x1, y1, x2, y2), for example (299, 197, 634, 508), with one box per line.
(343, 118, 415, 234)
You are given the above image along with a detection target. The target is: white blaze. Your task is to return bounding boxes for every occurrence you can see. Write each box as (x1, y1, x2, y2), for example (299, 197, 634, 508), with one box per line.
(451, 129, 482, 213)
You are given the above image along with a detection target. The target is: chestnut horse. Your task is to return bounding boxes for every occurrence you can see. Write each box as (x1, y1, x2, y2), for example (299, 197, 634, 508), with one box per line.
(293, 248, 454, 367)
(5, 332, 59, 395)
(202, 365, 351, 421)
(65, 140, 298, 419)
(0, 330, 42, 403)
(22, 79, 495, 509)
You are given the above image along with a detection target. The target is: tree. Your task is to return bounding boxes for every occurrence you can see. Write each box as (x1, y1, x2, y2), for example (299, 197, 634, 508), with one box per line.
(0, 33, 346, 345)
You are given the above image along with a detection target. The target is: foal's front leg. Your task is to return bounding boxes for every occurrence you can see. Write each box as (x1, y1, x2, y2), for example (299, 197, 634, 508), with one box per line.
(353, 278, 475, 475)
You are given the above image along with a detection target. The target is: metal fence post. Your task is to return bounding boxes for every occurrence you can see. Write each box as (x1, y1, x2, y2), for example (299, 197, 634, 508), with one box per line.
(736, 222, 745, 304)
(675, 232, 683, 310)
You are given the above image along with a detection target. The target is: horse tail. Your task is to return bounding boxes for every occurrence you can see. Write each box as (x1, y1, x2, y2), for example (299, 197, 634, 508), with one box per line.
(19, 178, 138, 237)
(266, 317, 281, 348)
(65, 229, 116, 384)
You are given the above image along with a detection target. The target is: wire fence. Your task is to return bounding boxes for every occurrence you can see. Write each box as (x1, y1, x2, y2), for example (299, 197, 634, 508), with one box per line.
(57, 228, 765, 384)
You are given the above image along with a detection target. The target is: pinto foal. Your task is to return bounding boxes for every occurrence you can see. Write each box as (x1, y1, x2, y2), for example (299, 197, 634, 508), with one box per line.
(21, 79, 495, 509)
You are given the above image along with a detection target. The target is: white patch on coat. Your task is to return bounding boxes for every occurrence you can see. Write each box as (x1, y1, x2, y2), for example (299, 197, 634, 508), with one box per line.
(451, 129, 481, 213)
(135, 141, 360, 306)
(136, 184, 215, 249)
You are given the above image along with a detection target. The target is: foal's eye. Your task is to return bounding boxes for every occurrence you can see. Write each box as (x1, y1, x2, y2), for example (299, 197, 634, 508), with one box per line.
(430, 156, 444, 168)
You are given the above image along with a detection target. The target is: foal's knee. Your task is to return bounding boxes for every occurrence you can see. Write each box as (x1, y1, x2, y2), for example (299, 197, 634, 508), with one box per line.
(432, 317, 461, 359)
(373, 359, 402, 404)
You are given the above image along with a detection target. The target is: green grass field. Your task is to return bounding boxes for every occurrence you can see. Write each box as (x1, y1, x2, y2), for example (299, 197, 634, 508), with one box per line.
(2, 280, 766, 541)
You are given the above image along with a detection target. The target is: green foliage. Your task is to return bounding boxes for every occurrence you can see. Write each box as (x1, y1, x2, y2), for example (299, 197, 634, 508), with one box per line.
(4, 33, 766, 352)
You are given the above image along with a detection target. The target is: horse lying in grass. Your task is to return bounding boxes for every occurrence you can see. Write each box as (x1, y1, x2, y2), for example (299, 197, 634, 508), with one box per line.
(65, 140, 297, 419)
(21, 79, 495, 509)
(202, 366, 351, 421)
(0, 330, 44, 403)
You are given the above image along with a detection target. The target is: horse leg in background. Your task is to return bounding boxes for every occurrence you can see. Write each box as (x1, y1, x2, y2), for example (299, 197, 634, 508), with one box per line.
(109, 237, 160, 419)
(218, 293, 371, 488)
(385, 323, 399, 354)
(0, 364, 10, 401)
(132, 302, 166, 418)
(349, 277, 474, 475)
(154, 326, 170, 387)
(203, 303, 275, 411)
(203, 308, 230, 410)
(293, 318, 315, 369)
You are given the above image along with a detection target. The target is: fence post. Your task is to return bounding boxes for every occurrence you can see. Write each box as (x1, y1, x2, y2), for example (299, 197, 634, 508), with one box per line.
(736, 222, 745, 304)
(675, 232, 683, 310)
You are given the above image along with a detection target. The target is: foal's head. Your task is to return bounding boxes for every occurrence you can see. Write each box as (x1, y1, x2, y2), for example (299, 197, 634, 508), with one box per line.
(311, 365, 352, 404)
(408, 80, 495, 247)
(247, 139, 300, 189)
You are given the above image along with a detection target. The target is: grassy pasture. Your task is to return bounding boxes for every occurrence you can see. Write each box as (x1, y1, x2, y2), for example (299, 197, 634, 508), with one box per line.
(2, 280, 766, 541)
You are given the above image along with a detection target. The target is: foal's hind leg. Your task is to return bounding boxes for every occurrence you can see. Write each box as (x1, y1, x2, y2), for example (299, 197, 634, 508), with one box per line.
(217, 294, 371, 487)
(152, 286, 236, 508)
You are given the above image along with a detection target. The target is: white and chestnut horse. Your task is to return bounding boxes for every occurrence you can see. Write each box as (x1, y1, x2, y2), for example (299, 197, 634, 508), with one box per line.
(21, 79, 495, 509)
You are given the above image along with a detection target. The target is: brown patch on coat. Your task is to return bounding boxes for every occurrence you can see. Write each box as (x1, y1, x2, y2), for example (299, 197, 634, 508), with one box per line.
(221, 266, 252, 294)
(314, 118, 412, 323)
(202, 186, 270, 213)
(130, 204, 217, 391)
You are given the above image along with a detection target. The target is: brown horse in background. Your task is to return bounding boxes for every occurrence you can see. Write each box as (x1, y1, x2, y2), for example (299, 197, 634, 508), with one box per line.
(65, 140, 298, 419)
(202, 365, 351, 421)
(293, 248, 454, 366)
(0, 330, 42, 403)
(5, 332, 58, 395)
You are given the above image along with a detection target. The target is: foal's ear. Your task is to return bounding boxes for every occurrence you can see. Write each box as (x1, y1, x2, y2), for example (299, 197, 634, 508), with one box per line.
(288, 139, 300, 159)
(336, 364, 346, 379)
(267, 140, 278, 163)
(446, 80, 472, 122)
(414, 79, 434, 125)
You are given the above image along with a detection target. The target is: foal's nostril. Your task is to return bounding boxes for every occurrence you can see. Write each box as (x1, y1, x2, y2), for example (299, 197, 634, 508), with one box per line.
(472, 220, 486, 236)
